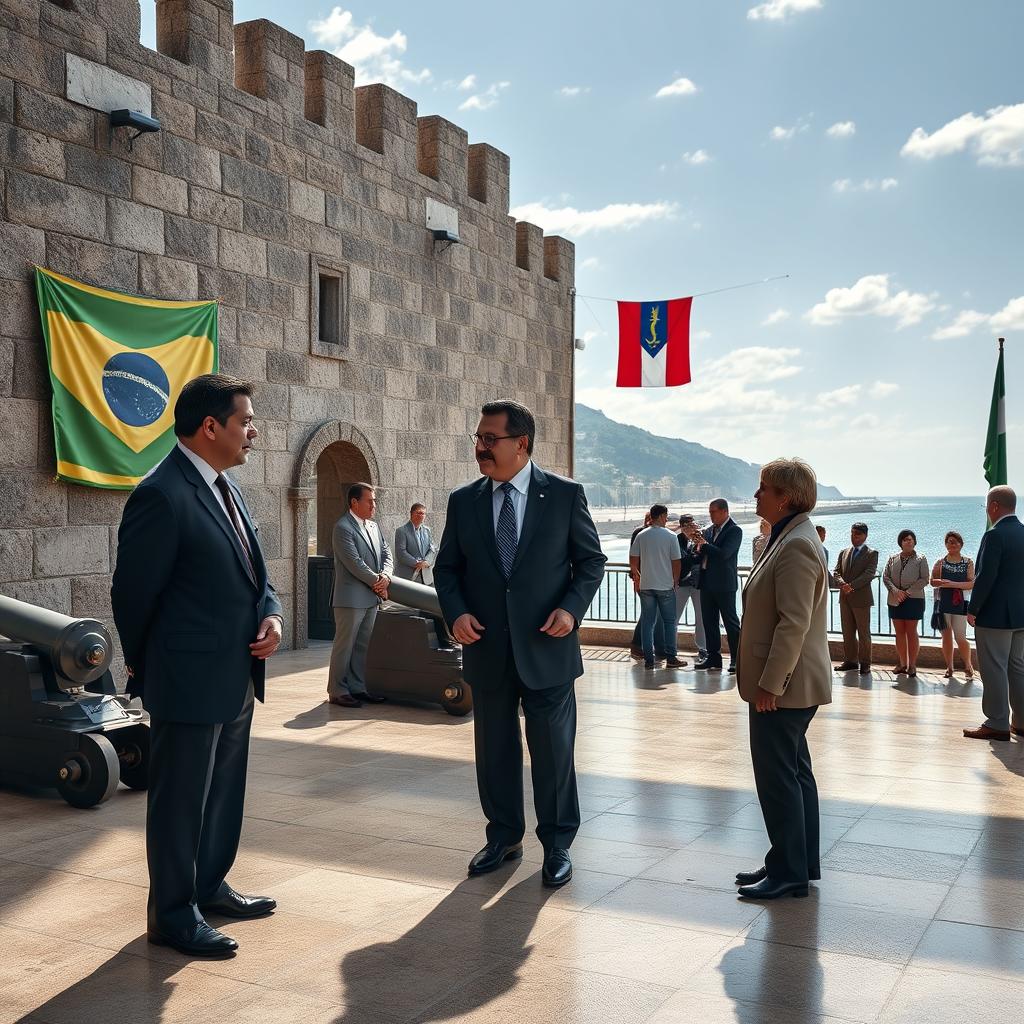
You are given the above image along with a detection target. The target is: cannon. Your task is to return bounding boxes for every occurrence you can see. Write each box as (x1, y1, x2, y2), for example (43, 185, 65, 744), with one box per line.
(364, 576, 471, 716)
(0, 594, 149, 807)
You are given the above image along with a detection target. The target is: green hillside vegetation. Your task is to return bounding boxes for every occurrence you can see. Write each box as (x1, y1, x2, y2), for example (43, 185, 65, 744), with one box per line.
(574, 404, 844, 501)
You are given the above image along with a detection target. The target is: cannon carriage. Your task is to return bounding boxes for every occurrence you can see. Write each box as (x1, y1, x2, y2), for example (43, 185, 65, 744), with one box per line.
(0, 594, 149, 808)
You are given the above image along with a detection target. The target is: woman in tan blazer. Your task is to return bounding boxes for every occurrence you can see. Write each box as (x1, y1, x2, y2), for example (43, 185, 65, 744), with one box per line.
(734, 457, 832, 900)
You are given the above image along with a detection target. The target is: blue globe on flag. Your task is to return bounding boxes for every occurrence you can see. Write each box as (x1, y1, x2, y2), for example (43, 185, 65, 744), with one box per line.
(102, 351, 170, 427)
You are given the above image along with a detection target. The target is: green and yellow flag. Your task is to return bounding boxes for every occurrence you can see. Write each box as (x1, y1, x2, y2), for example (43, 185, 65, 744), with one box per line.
(35, 267, 218, 489)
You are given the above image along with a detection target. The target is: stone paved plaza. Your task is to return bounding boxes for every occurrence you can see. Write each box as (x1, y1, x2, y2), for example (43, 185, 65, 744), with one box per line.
(2, 646, 1023, 1023)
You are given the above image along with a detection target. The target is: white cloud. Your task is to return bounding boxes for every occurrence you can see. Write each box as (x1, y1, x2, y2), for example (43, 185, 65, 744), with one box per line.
(458, 81, 510, 112)
(806, 274, 937, 329)
(748, 0, 822, 21)
(509, 200, 680, 237)
(901, 103, 1024, 167)
(580, 256, 600, 270)
(681, 149, 712, 165)
(695, 329, 713, 340)
(761, 308, 790, 326)
(870, 381, 900, 398)
(826, 120, 856, 137)
(932, 296, 1024, 339)
(456, 74, 476, 91)
(655, 77, 698, 99)
(817, 385, 861, 406)
(832, 177, 899, 192)
(309, 7, 431, 88)
(559, 85, 590, 97)
(770, 125, 796, 141)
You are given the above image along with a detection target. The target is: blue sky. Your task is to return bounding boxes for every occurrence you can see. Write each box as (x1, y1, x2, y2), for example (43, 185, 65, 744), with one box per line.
(142, 1, 1023, 496)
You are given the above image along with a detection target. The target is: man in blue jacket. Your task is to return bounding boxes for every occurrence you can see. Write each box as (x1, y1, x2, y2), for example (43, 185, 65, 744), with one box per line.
(964, 486, 1024, 741)
(112, 374, 283, 958)
(694, 498, 742, 672)
(434, 400, 606, 887)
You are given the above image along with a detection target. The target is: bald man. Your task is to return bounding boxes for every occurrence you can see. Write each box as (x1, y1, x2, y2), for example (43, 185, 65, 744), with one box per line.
(964, 486, 1024, 741)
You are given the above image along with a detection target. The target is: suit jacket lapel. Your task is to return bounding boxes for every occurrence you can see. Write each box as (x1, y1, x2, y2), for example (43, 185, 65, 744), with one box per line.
(510, 464, 550, 576)
(172, 450, 257, 589)
(745, 514, 807, 590)
(475, 476, 505, 575)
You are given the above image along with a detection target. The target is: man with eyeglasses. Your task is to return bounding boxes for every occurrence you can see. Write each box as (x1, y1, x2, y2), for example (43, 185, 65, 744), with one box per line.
(434, 400, 606, 888)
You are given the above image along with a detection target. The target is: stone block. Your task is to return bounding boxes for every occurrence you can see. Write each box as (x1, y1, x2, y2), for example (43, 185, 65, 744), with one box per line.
(304, 50, 354, 133)
(0, 338, 12, 396)
(0, 528, 33, 583)
(468, 143, 510, 212)
(245, 275, 293, 316)
(325, 193, 360, 233)
(15, 84, 94, 145)
(67, 485, 129, 526)
(0, 123, 65, 178)
(7, 171, 107, 241)
(0, 279, 38, 338)
(70, 572, 114, 619)
(236, 310, 282, 348)
(162, 132, 221, 189)
(197, 265, 245, 306)
(195, 108, 245, 156)
(65, 52, 151, 115)
(139, 254, 199, 299)
(289, 180, 325, 222)
(132, 165, 189, 216)
(0, 576, 72, 614)
(219, 341, 266, 381)
(39, 2, 108, 63)
(515, 221, 543, 273)
(234, 19, 305, 116)
(0, 470, 66, 528)
(189, 185, 242, 229)
(150, 89, 198, 141)
(10, 332, 46, 401)
(416, 115, 468, 196)
(0, 76, 13, 123)
(65, 144, 133, 197)
(107, 198, 165, 255)
(45, 234, 139, 293)
(164, 214, 218, 264)
(35, 525, 110, 577)
(266, 243, 308, 286)
(0, 222, 45, 280)
(0, 397, 39, 467)
(221, 153, 287, 208)
(266, 349, 309, 385)
(242, 200, 289, 241)
(156, 0, 235, 86)
(288, 385, 354, 423)
(355, 83, 417, 167)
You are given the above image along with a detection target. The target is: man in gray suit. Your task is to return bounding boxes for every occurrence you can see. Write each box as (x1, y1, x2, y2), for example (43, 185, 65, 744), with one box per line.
(394, 503, 436, 583)
(327, 482, 393, 708)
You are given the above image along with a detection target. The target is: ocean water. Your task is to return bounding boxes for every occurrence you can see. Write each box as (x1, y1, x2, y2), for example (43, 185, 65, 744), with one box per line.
(600, 496, 987, 568)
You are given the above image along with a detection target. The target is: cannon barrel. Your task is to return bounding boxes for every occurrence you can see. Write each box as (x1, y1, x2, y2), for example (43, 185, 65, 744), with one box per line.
(385, 576, 443, 620)
(0, 594, 113, 685)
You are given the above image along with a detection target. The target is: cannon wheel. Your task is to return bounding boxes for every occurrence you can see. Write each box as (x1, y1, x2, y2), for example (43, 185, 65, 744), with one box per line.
(56, 733, 120, 808)
(111, 724, 150, 791)
(441, 686, 473, 717)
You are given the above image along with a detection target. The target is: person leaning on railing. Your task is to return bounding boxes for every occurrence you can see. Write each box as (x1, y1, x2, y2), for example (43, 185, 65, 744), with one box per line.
(883, 529, 930, 678)
(931, 531, 975, 681)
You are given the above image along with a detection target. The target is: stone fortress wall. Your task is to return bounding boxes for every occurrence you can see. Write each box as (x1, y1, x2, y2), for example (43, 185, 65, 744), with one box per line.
(0, 0, 576, 649)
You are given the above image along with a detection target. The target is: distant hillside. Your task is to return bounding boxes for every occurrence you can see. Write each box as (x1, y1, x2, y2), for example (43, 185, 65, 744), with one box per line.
(574, 404, 844, 502)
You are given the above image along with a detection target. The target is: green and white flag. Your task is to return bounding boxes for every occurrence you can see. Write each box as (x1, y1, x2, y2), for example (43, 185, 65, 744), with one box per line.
(35, 267, 218, 489)
(984, 342, 1007, 490)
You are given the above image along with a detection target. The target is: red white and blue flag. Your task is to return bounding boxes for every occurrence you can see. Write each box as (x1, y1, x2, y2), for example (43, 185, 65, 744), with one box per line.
(616, 297, 692, 388)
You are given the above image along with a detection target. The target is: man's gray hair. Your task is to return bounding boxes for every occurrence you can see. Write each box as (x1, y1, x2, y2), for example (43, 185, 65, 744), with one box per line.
(710, 498, 729, 512)
(989, 485, 1017, 512)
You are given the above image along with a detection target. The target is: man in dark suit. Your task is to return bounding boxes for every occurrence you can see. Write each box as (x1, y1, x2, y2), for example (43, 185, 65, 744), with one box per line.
(833, 522, 878, 675)
(434, 400, 606, 887)
(112, 374, 283, 958)
(964, 486, 1024, 741)
(694, 498, 742, 672)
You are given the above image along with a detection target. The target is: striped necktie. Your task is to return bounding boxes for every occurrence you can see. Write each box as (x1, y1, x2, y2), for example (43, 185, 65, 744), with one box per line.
(214, 474, 256, 584)
(496, 481, 518, 578)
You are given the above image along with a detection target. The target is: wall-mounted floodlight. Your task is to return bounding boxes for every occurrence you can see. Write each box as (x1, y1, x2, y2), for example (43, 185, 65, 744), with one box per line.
(109, 109, 161, 150)
(432, 227, 461, 249)
(574, 337, 587, 351)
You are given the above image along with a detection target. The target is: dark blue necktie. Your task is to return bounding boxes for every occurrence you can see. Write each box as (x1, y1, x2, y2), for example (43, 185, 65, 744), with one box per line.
(496, 482, 518, 578)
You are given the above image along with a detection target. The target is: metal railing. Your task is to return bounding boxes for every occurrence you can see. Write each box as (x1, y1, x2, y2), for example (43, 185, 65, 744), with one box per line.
(585, 563, 967, 641)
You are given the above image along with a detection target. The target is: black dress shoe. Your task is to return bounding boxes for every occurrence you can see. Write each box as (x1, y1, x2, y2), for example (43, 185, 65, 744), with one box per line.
(735, 866, 767, 885)
(199, 887, 277, 919)
(467, 841, 523, 876)
(328, 694, 362, 708)
(147, 921, 238, 958)
(542, 848, 572, 887)
(644, 660, 655, 670)
(694, 659, 721, 671)
(835, 662, 858, 671)
(737, 877, 809, 900)
(359, 693, 388, 703)
(859, 664, 872, 675)
(727, 663, 737, 674)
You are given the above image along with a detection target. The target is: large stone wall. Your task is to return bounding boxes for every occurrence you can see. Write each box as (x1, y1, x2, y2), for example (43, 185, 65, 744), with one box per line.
(0, 1, 575, 649)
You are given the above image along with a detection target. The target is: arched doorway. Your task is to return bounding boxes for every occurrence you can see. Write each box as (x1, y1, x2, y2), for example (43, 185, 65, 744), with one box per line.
(289, 421, 381, 648)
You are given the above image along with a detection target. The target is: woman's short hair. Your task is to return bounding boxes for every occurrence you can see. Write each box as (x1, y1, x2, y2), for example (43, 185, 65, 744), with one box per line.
(759, 458, 817, 515)
(897, 529, 917, 545)
(944, 530, 964, 545)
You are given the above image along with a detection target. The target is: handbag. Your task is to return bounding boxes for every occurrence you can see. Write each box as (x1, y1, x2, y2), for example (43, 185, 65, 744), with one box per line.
(930, 601, 945, 632)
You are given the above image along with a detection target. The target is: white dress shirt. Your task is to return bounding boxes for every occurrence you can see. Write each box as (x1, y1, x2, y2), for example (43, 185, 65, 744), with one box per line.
(177, 441, 231, 519)
(349, 510, 380, 567)
(491, 460, 532, 539)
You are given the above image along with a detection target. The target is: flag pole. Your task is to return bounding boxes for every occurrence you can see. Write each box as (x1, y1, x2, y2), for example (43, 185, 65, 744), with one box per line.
(569, 286, 577, 476)
(984, 337, 1008, 528)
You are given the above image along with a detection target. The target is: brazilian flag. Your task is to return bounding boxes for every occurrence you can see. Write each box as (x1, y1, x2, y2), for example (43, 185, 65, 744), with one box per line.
(35, 267, 218, 489)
